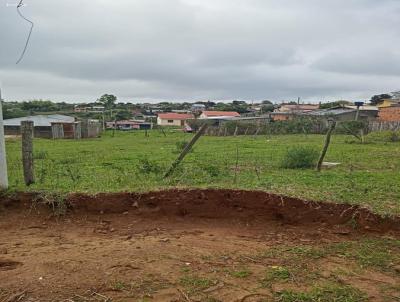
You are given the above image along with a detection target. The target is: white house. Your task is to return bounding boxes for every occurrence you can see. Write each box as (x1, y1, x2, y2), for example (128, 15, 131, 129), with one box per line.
(157, 113, 194, 126)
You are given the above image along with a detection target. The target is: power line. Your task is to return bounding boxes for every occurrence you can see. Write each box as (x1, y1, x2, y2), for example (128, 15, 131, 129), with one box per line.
(16, 0, 34, 64)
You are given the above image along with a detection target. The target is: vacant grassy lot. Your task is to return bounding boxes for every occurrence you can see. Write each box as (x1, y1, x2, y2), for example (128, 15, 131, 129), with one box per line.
(4, 130, 400, 215)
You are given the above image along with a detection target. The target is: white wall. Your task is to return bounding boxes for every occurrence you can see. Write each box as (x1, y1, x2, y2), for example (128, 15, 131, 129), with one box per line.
(157, 117, 184, 126)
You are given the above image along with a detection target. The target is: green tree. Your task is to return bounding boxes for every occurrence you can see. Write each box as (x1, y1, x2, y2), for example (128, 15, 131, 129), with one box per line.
(21, 99, 59, 112)
(261, 104, 274, 112)
(319, 100, 351, 109)
(98, 94, 117, 109)
(115, 110, 132, 121)
(370, 94, 391, 106)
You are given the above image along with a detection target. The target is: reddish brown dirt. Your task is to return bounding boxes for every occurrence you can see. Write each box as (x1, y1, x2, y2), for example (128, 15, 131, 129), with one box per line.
(0, 189, 399, 302)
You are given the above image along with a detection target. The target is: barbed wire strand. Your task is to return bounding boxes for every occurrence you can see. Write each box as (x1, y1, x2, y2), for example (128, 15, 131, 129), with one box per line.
(16, 0, 34, 64)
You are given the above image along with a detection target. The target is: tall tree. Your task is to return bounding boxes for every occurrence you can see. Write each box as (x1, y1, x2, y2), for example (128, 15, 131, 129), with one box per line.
(98, 94, 117, 109)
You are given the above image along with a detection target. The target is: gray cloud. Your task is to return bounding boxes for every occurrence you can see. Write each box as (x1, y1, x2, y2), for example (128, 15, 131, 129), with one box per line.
(1, 0, 400, 102)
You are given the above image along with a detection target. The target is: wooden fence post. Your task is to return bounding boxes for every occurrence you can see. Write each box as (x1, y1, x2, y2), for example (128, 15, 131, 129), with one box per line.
(218, 125, 223, 136)
(160, 127, 167, 137)
(164, 123, 208, 178)
(112, 119, 117, 137)
(81, 119, 88, 138)
(234, 125, 238, 136)
(21, 121, 34, 185)
(316, 120, 336, 172)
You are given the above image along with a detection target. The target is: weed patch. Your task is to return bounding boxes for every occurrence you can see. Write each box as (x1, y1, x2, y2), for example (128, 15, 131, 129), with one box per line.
(230, 269, 252, 278)
(180, 275, 215, 294)
(33, 192, 69, 216)
(262, 266, 292, 287)
(276, 282, 367, 302)
(281, 146, 319, 169)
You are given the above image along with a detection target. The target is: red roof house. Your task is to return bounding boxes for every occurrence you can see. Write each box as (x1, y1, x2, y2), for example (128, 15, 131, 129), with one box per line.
(157, 113, 194, 126)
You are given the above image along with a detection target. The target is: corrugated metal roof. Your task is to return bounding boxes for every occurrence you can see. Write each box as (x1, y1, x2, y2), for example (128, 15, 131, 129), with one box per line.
(304, 108, 356, 116)
(344, 105, 378, 111)
(202, 111, 240, 117)
(4, 114, 75, 127)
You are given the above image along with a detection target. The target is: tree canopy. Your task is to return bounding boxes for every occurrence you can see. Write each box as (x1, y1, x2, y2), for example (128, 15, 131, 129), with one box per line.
(369, 94, 391, 106)
(98, 94, 117, 109)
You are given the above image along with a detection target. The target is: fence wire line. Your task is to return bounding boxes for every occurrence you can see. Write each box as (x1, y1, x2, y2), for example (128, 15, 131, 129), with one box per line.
(16, 0, 34, 64)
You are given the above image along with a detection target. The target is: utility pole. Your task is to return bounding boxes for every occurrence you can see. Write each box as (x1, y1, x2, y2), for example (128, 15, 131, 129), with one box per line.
(354, 101, 364, 121)
(0, 88, 9, 189)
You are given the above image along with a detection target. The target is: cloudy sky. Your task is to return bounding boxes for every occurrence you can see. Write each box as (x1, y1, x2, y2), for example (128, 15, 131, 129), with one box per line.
(1, 0, 400, 103)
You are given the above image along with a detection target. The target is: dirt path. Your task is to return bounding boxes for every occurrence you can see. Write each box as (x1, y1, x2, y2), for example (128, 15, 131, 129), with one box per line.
(0, 190, 399, 301)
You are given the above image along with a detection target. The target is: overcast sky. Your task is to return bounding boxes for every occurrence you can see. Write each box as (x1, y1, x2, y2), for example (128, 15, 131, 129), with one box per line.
(1, 0, 400, 103)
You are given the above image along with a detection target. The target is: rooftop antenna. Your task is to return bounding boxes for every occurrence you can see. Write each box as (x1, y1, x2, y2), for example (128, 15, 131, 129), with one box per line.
(0, 86, 9, 189)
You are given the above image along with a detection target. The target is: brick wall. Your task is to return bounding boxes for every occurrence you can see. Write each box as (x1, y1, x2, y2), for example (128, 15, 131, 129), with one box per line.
(378, 106, 400, 122)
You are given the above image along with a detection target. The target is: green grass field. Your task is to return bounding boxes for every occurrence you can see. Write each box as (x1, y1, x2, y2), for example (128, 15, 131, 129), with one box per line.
(4, 130, 400, 215)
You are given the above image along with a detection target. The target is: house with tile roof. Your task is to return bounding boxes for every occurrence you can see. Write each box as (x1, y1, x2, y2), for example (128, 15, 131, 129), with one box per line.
(157, 113, 194, 126)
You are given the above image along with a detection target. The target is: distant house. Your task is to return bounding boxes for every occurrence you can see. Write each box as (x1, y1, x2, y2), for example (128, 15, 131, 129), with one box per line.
(377, 99, 400, 108)
(200, 111, 240, 119)
(303, 107, 378, 122)
(276, 104, 319, 113)
(271, 104, 319, 121)
(4, 114, 75, 128)
(378, 104, 400, 121)
(74, 105, 105, 113)
(270, 112, 295, 121)
(106, 120, 152, 130)
(157, 113, 194, 126)
(4, 114, 77, 138)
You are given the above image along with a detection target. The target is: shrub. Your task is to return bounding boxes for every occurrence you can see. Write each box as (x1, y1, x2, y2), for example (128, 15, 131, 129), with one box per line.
(281, 146, 319, 169)
(202, 164, 221, 177)
(136, 157, 161, 174)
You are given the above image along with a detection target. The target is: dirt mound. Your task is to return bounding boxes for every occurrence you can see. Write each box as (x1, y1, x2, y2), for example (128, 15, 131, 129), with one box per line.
(3, 189, 399, 234)
(1, 189, 400, 301)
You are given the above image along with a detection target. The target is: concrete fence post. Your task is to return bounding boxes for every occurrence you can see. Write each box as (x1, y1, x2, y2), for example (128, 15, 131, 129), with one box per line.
(0, 97, 8, 189)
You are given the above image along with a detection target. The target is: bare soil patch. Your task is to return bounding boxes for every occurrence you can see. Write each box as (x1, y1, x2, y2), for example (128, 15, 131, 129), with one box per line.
(0, 189, 399, 301)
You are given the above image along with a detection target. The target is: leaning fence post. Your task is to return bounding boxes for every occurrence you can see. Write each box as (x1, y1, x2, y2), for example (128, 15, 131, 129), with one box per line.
(316, 119, 336, 172)
(164, 123, 208, 178)
(21, 121, 34, 185)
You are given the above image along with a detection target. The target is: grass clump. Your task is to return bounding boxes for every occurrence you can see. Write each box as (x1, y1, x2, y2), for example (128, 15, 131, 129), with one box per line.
(180, 275, 215, 293)
(111, 280, 129, 291)
(136, 156, 162, 174)
(230, 269, 252, 278)
(262, 266, 292, 287)
(281, 146, 319, 169)
(276, 283, 367, 302)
